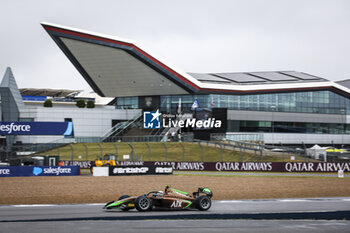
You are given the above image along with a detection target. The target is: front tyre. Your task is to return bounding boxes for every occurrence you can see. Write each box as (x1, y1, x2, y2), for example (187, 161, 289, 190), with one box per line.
(135, 196, 151, 212)
(196, 195, 211, 211)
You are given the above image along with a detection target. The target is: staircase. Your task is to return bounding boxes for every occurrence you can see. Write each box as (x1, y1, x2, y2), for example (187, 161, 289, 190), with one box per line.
(101, 111, 143, 142)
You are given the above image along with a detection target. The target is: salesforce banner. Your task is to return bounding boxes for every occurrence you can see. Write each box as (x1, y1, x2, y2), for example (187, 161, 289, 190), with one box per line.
(0, 121, 73, 135)
(0, 166, 80, 177)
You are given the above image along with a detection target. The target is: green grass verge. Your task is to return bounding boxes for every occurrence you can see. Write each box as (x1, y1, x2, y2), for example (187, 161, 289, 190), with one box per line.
(36, 142, 308, 162)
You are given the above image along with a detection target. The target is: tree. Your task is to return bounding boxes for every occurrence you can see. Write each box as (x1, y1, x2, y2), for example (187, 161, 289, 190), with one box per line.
(86, 100, 95, 108)
(76, 99, 86, 108)
(43, 99, 53, 107)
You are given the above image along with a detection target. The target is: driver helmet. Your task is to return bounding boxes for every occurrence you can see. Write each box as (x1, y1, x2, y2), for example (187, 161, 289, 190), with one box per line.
(165, 185, 171, 193)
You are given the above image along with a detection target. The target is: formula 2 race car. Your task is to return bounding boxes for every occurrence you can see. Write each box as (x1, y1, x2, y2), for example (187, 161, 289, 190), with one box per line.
(103, 185, 213, 211)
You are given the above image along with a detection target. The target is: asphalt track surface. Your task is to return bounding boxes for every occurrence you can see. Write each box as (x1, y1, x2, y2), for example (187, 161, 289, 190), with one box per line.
(0, 198, 350, 233)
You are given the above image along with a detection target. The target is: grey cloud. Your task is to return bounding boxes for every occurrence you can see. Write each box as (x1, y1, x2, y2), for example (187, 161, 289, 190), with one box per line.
(0, 0, 349, 92)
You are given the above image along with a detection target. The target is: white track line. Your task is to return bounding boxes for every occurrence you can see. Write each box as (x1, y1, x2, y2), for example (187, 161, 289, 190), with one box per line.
(10, 203, 105, 208)
(13, 204, 56, 207)
(277, 199, 309, 202)
(219, 198, 350, 203)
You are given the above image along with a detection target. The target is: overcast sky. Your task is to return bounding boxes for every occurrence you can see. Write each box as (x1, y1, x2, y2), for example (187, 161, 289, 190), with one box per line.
(1, 0, 349, 92)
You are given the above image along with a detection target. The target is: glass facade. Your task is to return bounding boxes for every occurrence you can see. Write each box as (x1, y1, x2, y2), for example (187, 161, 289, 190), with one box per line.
(115, 90, 350, 134)
(159, 91, 350, 115)
(116, 90, 350, 114)
(228, 120, 350, 134)
(116, 96, 138, 109)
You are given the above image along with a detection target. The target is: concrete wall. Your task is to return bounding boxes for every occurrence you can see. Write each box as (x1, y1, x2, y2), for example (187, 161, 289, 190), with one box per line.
(15, 104, 140, 144)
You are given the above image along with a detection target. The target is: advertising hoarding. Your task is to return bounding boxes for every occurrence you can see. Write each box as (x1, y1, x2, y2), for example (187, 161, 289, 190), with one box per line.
(0, 121, 73, 135)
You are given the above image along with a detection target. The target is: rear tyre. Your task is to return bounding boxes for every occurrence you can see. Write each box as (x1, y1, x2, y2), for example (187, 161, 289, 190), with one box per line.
(135, 196, 151, 212)
(118, 195, 131, 211)
(196, 195, 211, 211)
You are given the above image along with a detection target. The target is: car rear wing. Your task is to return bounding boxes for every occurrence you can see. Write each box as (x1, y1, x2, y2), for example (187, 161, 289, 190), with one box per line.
(194, 187, 213, 198)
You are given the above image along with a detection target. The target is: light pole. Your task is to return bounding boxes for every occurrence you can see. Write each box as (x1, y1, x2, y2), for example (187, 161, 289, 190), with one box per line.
(270, 105, 276, 146)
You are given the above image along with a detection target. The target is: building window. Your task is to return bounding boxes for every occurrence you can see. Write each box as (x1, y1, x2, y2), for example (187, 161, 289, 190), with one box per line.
(64, 118, 74, 138)
(130, 90, 350, 115)
(19, 118, 34, 122)
(227, 120, 349, 134)
(116, 97, 139, 109)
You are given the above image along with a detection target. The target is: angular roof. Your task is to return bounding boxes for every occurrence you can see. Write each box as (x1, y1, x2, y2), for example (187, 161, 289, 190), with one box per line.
(336, 79, 350, 89)
(20, 88, 81, 97)
(189, 71, 327, 85)
(0, 67, 24, 108)
(41, 22, 350, 97)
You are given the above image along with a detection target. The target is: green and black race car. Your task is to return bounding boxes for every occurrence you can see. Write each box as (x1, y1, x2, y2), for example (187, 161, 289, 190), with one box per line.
(104, 185, 213, 211)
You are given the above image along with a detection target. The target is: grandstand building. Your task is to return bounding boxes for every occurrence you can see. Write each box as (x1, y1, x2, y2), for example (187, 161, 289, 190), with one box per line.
(1, 22, 350, 153)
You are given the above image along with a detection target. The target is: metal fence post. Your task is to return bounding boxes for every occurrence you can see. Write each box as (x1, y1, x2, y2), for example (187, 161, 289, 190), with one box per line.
(180, 143, 185, 162)
(162, 143, 168, 161)
(113, 142, 118, 156)
(254, 148, 257, 159)
(83, 143, 88, 161)
(259, 144, 263, 161)
(68, 144, 74, 161)
(220, 144, 223, 162)
(146, 143, 151, 161)
(97, 143, 103, 159)
(240, 147, 242, 162)
(128, 143, 135, 161)
(302, 141, 307, 162)
(198, 141, 204, 162)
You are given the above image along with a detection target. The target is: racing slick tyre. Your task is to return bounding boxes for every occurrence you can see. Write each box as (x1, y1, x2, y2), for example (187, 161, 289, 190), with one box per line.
(196, 195, 211, 211)
(135, 196, 151, 212)
(118, 195, 132, 211)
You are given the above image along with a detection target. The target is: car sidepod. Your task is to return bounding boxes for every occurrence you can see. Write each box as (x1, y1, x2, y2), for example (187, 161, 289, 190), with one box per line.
(161, 197, 193, 209)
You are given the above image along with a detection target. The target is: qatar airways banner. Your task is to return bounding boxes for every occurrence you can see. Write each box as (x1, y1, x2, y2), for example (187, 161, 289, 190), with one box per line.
(0, 121, 73, 135)
(142, 161, 350, 173)
(62, 160, 350, 173)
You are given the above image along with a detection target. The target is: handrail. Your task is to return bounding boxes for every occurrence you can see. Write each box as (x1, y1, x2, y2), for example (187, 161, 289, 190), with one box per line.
(101, 111, 142, 141)
(101, 121, 127, 139)
(194, 139, 263, 152)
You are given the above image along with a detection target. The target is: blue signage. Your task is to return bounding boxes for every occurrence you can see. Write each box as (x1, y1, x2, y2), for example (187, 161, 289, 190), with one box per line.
(143, 110, 161, 129)
(0, 166, 80, 177)
(0, 121, 73, 135)
(21, 95, 47, 101)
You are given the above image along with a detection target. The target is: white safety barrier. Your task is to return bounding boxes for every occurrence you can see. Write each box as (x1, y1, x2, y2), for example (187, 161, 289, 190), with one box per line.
(92, 167, 109, 176)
